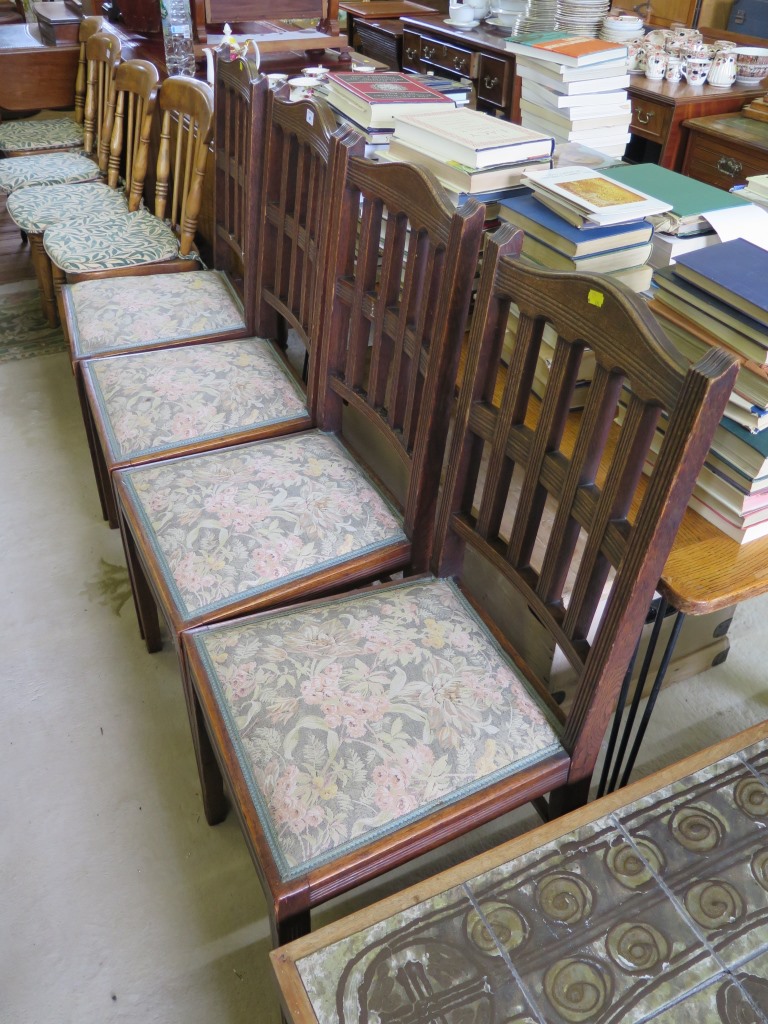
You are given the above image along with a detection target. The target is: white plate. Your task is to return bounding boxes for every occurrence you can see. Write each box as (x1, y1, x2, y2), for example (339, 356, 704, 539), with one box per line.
(444, 16, 481, 26)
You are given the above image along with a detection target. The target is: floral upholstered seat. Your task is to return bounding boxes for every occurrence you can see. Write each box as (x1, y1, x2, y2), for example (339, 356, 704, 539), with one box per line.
(82, 339, 309, 462)
(63, 271, 247, 361)
(116, 431, 407, 621)
(187, 577, 563, 878)
(43, 209, 181, 274)
(0, 151, 100, 195)
(6, 181, 129, 234)
(0, 117, 84, 155)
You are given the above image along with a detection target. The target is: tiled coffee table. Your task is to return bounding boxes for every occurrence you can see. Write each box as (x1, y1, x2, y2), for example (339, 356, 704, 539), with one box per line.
(271, 721, 768, 1023)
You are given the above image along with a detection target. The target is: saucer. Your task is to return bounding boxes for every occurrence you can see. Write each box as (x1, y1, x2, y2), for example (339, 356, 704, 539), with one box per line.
(444, 17, 481, 27)
(484, 15, 518, 26)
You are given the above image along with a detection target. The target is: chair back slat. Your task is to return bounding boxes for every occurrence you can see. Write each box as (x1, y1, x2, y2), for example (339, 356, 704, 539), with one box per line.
(435, 224, 738, 783)
(101, 60, 159, 203)
(316, 159, 487, 567)
(256, 92, 364, 404)
(153, 77, 214, 254)
(83, 31, 121, 155)
(74, 16, 104, 124)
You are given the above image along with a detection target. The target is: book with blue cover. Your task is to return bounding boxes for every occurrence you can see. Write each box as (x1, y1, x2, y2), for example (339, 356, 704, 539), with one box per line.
(672, 239, 768, 328)
(499, 192, 652, 257)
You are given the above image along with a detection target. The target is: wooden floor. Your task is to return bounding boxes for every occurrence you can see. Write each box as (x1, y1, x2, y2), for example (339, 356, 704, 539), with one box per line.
(0, 196, 35, 286)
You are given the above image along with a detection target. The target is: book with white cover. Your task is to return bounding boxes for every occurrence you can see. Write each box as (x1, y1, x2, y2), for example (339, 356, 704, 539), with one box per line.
(519, 112, 631, 147)
(392, 107, 554, 169)
(522, 165, 672, 226)
(515, 54, 630, 81)
(520, 98, 631, 129)
(515, 60, 630, 94)
(521, 79, 630, 109)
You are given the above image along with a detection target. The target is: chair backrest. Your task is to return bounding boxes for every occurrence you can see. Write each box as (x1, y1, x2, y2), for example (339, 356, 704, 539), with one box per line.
(314, 159, 487, 570)
(82, 30, 121, 156)
(434, 225, 738, 786)
(152, 76, 215, 256)
(212, 58, 268, 335)
(255, 91, 365, 391)
(99, 59, 160, 204)
(74, 15, 104, 124)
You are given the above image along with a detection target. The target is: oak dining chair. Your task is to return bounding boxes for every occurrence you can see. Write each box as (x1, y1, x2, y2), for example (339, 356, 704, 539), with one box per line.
(179, 225, 737, 949)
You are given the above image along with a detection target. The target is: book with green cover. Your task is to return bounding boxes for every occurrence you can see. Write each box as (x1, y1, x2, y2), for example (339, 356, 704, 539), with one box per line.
(603, 163, 750, 236)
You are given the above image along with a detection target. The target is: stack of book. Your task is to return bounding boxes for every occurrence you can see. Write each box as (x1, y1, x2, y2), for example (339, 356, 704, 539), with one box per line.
(601, 162, 752, 268)
(382, 107, 555, 212)
(648, 238, 768, 543)
(403, 72, 472, 107)
(317, 71, 455, 152)
(505, 33, 631, 157)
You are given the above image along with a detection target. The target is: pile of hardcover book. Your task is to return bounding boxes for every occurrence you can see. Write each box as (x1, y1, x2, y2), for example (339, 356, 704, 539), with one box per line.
(506, 32, 631, 157)
(381, 106, 555, 214)
(736, 173, 768, 212)
(647, 238, 768, 544)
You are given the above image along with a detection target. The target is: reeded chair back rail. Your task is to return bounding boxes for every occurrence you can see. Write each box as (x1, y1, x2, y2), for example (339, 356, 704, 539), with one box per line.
(315, 158, 485, 565)
(74, 17, 106, 125)
(99, 59, 160, 204)
(436, 224, 739, 798)
(154, 77, 215, 255)
(83, 30, 122, 159)
(256, 91, 351, 386)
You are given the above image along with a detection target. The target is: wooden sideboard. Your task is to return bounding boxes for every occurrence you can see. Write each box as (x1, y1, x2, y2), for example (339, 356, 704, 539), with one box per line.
(682, 110, 768, 188)
(626, 76, 765, 170)
(0, 22, 79, 114)
(401, 14, 519, 120)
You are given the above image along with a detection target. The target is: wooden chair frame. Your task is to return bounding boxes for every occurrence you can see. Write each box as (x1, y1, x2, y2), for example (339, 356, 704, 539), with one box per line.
(179, 225, 737, 947)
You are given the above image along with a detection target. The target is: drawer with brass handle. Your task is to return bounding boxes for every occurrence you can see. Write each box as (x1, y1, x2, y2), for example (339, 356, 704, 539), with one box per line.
(418, 35, 478, 78)
(476, 53, 510, 109)
(402, 30, 422, 71)
(629, 97, 670, 143)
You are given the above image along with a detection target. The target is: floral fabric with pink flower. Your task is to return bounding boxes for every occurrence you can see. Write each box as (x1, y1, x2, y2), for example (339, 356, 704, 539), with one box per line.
(119, 431, 407, 618)
(191, 577, 563, 878)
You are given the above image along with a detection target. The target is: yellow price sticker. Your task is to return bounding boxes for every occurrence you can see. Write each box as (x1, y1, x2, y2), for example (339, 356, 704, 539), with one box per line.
(587, 289, 604, 308)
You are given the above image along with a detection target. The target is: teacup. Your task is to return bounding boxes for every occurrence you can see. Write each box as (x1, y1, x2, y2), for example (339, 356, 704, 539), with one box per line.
(665, 56, 682, 82)
(645, 50, 667, 79)
(682, 55, 712, 85)
(448, 2, 475, 22)
(267, 73, 289, 91)
(627, 41, 645, 73)
(301, 65, 327, 79)
(672, 26, 702, 45)
(734, 46, 768, 83)
(707, 50, 736, 87)
(288, 76, 318, 100)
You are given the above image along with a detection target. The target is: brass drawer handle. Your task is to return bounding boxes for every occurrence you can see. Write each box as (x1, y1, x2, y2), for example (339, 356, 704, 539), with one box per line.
(635, 109, 655, 124)
(423, 44, 437, 60)
(483, 75, 499, 89)
(717, 155, 743, 178)
(405, 46, 419, 60)
(453, 56, 467, 71)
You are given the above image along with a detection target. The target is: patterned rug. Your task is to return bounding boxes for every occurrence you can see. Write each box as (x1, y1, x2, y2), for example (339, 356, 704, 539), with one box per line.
(0, 281, 67, 363)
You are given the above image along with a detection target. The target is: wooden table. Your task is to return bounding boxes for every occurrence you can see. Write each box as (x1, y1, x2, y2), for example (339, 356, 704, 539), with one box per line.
(0, 22, 79, 113)
(272, 719, 768, 1023)
(626, 76, 765, 171)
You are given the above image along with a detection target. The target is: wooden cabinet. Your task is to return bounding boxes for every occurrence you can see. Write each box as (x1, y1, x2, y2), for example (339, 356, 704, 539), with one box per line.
(626, 77, 765, 169)
(682, 112, 768, 188)
(354, 18, 404, 68)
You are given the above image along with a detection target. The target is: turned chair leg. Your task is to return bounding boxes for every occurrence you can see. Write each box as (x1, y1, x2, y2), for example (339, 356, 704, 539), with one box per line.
(29, 234, 59, 327)
(51, 262, 69, 328)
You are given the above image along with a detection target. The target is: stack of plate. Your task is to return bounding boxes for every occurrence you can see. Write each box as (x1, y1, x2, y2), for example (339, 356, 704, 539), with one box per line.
(556, 0, 611, 36)
(599, 12, 644, 40)
(514, 0, 558, 33)
(485, 0, 528, 30)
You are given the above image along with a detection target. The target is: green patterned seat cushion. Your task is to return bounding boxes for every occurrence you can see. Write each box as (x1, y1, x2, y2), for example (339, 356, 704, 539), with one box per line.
(43, 209, 181, 273)
(84, 338, 309, 462)
(0, 152, 100, 195)
(0, 117, 84, 154)
(65, 270, 246, 359)
(6, 181, 128, 234)
(117, 431, 407, 620)
(187, 577, 563, 880)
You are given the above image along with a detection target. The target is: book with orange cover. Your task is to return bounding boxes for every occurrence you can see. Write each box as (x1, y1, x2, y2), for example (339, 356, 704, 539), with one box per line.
(504, 32, 628, 67)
